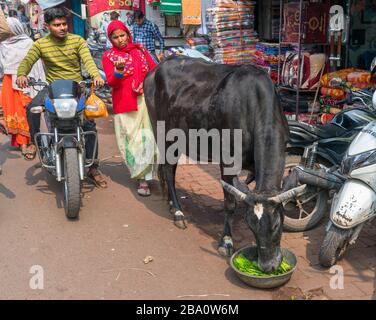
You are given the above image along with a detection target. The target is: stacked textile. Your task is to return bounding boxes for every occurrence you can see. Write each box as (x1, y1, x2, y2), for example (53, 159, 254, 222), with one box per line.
(207, 0, 258, 65)
(253, 42, 290, 83)
(318, 68, 373, 124)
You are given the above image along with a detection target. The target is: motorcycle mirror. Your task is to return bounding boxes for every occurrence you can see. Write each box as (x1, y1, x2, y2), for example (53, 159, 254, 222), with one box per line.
(86, 105, 98, 112)
(371, 57, 376, 76)
(30, 106, 44, 114)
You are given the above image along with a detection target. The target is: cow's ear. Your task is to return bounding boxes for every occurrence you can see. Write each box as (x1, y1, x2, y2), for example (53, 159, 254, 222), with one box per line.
(232, 177, 250, 195)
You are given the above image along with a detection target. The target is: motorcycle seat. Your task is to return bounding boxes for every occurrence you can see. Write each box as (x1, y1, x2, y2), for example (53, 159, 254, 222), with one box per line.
(289, 120, 346, 141)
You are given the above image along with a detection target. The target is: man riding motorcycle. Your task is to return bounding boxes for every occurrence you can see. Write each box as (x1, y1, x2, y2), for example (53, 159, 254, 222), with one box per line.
(16, 7, 107, 188)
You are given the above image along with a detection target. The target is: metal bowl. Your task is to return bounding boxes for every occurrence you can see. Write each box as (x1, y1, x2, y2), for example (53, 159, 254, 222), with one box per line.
(230, 245, 297, 289)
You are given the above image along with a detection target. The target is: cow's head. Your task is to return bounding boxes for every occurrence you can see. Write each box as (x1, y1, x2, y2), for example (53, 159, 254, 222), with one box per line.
(221, 178, 305, 273)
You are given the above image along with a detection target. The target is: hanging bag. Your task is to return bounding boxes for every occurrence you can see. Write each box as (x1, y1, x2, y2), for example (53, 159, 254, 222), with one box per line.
(84, 84, 109, 119)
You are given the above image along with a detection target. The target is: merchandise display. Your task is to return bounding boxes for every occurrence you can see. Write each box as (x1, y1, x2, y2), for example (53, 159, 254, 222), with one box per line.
(207, 0, 258, 65)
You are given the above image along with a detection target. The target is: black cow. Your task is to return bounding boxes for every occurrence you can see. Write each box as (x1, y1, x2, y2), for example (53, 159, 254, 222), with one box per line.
(144, 56, 297, 272)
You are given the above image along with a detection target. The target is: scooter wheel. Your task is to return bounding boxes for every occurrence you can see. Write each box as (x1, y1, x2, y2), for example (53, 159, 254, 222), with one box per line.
(319, 224, 351, 267)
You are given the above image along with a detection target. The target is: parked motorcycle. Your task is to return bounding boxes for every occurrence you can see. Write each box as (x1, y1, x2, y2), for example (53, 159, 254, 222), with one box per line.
(283, 107, 376, 231)
(28, 78, 99, 219)
(283, 60, 376, 232)
(84, 32, 112, 107)
(87, 29, 107, 60)
(318, 61, 376, 267)
(81, 66, 112, 108)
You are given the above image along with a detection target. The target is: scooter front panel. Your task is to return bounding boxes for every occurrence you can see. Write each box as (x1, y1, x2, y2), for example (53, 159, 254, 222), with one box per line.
(331, 180, 376, 228)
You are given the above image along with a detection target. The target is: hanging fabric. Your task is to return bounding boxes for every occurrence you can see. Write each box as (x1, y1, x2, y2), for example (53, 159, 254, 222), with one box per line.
(182, 0, 201, 25)
(160, 0, 182, 15)
(197, 0, 214, 35)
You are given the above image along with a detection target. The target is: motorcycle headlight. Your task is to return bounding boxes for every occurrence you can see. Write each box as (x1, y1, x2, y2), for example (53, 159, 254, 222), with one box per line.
(53, 99, 77, 119)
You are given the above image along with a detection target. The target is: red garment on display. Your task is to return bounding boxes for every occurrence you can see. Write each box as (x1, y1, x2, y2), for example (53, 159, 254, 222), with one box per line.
(102, 20, 157, 114)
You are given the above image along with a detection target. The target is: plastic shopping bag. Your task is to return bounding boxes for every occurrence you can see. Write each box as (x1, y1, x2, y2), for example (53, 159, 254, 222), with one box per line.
(84, 85, 109, 119)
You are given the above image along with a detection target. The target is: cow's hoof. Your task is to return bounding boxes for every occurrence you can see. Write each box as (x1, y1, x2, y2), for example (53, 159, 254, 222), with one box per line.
(173, 210, 187, 229)
(218, 236, 234, 257)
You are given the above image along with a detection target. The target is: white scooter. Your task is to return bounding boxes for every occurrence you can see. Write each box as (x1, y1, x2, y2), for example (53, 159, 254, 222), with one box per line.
(319, 58, 376, 267)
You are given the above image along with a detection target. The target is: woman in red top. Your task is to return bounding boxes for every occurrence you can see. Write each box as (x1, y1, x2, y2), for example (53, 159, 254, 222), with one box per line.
(102, 20, 158, 196)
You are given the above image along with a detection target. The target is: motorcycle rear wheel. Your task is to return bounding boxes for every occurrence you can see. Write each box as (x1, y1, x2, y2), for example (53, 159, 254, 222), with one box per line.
(319, 223, 351, 267)
(63, 148, 81, 219)
(282, 155, 329, 232)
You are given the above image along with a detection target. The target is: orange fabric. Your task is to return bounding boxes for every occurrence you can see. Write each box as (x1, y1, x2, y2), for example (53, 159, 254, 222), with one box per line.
(1, 74, 31, 147)
(320, 87, 345, 99)
(320, 68, 355, 87)
(182, 0, 201, 25)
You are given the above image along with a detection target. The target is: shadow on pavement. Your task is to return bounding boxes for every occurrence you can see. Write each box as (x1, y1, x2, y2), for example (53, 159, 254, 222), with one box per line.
(24, 161, 98, 212)
(0, 182, 15, 199)
(0, 138, 21, 167)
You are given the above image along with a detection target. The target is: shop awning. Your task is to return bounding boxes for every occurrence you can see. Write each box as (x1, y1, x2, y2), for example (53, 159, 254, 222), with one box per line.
(160, 0, 182, 15)
(33, 0, 67, 10)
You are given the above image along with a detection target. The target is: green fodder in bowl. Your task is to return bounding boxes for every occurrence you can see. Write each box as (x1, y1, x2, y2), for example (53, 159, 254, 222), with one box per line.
(233, 254, 292, 276)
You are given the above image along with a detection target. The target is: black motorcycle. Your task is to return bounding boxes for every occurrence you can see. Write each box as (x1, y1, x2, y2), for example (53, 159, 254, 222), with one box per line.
(29, 78, 98, 219)
(283, 107, 376, 231)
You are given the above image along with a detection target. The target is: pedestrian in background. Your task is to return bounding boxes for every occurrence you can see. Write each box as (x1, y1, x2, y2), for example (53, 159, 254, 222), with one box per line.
(104, 11, 120, 49)
(0, 17, 45, 157)
(132, 10, 165, 63)
(17, 4, 30, 35)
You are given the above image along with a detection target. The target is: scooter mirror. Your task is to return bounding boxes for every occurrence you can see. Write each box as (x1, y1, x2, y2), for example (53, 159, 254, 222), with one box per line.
(30, 106, 44, 114)
(371, 57, 376, 75)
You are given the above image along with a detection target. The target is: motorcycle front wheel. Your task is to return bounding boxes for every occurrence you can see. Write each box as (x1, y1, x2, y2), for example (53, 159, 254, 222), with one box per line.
(282, 155, 329, 232)
(63, 148, 81, 219)
(319, 223, 352, 267)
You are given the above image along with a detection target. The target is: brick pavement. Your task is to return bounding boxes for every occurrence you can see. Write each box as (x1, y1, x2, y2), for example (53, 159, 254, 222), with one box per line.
(174, 162, 376, 300)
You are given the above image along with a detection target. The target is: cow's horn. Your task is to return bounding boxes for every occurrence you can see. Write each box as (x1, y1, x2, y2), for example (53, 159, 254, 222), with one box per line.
(268, 184, 307, 204)
(220, 180, 248, 201)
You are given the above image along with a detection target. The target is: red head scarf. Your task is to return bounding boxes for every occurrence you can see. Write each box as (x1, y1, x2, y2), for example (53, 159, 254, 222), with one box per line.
(102, 19, 157, 111)
(107, 20, 141, 53)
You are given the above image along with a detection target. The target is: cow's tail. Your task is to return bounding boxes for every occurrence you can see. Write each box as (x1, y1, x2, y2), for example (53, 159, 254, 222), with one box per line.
(158, 164, 168, 198)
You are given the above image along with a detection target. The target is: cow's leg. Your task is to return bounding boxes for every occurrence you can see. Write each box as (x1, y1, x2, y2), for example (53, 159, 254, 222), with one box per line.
(165, 163, 187, 229)
(218, 168, 237, 257)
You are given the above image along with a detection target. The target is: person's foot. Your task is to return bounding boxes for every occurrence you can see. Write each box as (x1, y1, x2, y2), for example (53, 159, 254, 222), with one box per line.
(87, 167, 108, 189)
(23, 144, 37, 161)
(137, 179, 151, 196)
(21, 144, 28, 154)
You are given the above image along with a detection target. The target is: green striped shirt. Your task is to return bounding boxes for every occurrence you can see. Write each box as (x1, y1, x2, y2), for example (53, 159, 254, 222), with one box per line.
(17, 33, 100, 83)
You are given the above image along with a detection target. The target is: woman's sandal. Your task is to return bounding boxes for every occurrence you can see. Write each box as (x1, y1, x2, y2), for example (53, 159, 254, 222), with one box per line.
(137, 181, 151, 197)
(87, 168, 108, 189)
(23, 144, 37, 161)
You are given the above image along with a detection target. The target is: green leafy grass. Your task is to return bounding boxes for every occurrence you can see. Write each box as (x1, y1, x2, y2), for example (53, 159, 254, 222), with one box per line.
(233, 253, 292, 276)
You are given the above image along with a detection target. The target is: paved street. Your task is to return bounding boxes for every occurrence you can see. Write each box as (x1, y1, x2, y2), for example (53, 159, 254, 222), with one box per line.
(0, 115, 375, 300)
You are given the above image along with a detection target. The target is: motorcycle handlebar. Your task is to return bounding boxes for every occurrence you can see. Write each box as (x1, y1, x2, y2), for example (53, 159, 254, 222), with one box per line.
(79, 79, 93, 86)
(28, 79, 48, 87)
(28, 78, 107, 88)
